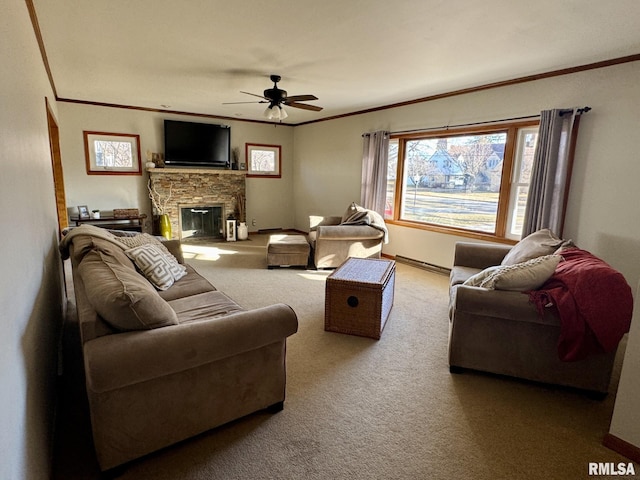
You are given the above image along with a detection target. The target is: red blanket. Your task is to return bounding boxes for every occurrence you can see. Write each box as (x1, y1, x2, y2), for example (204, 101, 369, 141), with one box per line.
(528, 248, 632, 361)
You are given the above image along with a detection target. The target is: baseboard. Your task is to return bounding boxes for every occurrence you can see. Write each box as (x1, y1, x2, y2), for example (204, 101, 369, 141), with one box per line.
(603, 433, 640, 464)
(394, 255, 451, 275)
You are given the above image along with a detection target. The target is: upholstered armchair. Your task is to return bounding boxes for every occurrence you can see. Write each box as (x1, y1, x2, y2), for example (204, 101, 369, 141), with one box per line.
(307, 215, 386, 269)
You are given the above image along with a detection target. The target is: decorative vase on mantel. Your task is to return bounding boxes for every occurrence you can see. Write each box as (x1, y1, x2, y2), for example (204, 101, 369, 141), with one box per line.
(159, 213, 172, 240)
(237, 221, 248, 241)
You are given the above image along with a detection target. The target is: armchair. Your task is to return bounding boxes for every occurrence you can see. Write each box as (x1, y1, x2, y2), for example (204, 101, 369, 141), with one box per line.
(308, 215, 385, 269)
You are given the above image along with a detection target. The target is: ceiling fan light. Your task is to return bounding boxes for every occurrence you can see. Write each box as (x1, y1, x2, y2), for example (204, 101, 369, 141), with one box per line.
(263, 106, 273, 119)
(279, 106, 288, 119)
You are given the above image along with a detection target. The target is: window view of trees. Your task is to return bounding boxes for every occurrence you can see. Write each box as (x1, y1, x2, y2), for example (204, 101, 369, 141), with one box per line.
(249, 149, 276, 172)
(385, 122, 538, 240)
(94, 140, 134, 168)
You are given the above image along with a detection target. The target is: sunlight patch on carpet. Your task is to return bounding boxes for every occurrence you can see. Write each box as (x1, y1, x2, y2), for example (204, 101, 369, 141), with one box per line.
(181, 244, 239, 261)
(297, 272, 330, 282)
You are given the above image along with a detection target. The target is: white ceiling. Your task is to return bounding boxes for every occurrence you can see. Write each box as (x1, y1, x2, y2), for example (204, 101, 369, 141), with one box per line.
(33, 0, 640, 125)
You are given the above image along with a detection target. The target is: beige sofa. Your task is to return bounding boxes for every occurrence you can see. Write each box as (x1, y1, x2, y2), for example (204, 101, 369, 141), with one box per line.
(61, 225, 298, 471)
(448, 235, 632, 397)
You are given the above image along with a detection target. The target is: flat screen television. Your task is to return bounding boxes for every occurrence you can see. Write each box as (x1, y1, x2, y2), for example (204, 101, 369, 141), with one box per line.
(164, 120, 230, 168)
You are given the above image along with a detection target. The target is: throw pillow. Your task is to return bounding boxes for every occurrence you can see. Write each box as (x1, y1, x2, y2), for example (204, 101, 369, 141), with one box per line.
(78, 249, 178, 331)
(341, 202, 370, 224)
(341, 202, 364, 223)
(125, 243, 187, 290)
(462, 266, 501, 287)
(477, 254, 562, 291)
(501, 229, 564, 266)
(115, 232, 171, 253)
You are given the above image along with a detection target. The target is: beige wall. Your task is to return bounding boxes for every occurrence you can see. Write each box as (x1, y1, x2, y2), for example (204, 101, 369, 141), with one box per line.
(0, 1, 65, 478)
(293, 62, 640, 287)
(57, 103, 295, 232)
(293, 62, 640, 455)
(609, 280, 640, 448)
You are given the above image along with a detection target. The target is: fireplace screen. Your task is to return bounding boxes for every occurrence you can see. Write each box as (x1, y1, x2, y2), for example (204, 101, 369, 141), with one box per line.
(180, 205, 224, 240)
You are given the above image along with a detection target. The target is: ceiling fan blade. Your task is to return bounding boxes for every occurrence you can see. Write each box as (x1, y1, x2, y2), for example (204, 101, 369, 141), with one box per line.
(285, 95, 318, 102)
(240, 91, 268, 100)
(287, 102, 323, 112)
(222, 100, 267, 105)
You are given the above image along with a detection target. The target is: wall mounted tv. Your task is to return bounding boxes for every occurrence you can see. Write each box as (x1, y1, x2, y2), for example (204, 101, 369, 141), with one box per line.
(164, 120, 230, 168)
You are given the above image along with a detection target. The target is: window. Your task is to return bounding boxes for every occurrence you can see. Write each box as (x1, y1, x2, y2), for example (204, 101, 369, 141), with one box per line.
(246, 143, 281, 178)
(385, 121, 538, 241)
(83, 131, 141, 175)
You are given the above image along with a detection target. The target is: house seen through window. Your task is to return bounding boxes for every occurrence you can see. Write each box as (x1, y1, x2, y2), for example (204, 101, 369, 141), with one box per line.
(385, 121, 539, 241)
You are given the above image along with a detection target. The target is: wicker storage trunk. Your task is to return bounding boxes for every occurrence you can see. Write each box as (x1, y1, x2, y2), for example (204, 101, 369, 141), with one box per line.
(325, 257, 395, 339)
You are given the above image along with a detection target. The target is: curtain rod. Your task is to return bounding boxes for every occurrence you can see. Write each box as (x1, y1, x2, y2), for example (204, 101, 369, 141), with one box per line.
(374, 106, 591, 136)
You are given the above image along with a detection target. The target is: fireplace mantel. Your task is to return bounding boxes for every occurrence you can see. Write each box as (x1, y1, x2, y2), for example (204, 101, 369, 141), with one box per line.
(147, 168, 246, 176)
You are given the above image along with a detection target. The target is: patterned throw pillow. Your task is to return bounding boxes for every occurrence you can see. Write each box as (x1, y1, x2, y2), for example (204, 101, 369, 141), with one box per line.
(115, 232, 168, 250)
(464, 254, 562, 291)
(125, 243, 187, 290)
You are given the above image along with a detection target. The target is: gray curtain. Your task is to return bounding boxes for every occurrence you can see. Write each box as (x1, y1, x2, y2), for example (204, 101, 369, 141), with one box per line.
(522, 108, 581, 237)
(361, 131, 390, 214)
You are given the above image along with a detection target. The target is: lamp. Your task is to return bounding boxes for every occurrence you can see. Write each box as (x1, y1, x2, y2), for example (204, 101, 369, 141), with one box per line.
(263, 104, 287, 121)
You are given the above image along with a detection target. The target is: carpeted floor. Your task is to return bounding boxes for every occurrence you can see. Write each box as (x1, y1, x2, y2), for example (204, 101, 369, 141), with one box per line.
(54, 234, 636, 479)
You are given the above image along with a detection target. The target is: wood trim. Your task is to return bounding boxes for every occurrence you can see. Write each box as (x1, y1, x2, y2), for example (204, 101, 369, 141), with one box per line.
(495, 126, 517, 237)
(25, 0, 57, 97)
(51, 54, 639, 127)
(83, 131, 142, 176)
(46, 98, 68, 233)
(295, 53, 640, 127)
(388, 119, 538, 243)
(391, 121, 538, 139)
(23, 3, 640, 129)
(391, 139, 405, 221)
(56, 98, 290, 127)
(603, 433, 640, 464)
(245, 143, 282, 178)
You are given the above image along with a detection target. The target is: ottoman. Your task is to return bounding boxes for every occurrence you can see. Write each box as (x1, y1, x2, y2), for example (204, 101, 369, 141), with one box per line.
(267, 234, 310, 268)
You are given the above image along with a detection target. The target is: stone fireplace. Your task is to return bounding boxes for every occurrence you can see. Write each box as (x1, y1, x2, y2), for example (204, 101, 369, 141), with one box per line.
(148, 168, 245, 240)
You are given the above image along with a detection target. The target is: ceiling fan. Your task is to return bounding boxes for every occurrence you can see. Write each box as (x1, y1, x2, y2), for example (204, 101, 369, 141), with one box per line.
(224, 74, 323, 120)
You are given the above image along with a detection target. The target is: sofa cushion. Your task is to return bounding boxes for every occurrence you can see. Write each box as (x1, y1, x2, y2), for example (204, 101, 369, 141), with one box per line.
(168, 291, 244, 324)
(464, 254, 562, 291)
(125, 243, 187, 290)
(78, 249, 179, 331)
(501, 229, 564, 266)
(158, 264, 217, 302)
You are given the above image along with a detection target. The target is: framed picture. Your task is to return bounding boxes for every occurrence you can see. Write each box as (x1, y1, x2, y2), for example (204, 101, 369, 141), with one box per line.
(246, 143, 281, 178)
(77, 205, 90, 219)
(83, 131, 142, 175)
